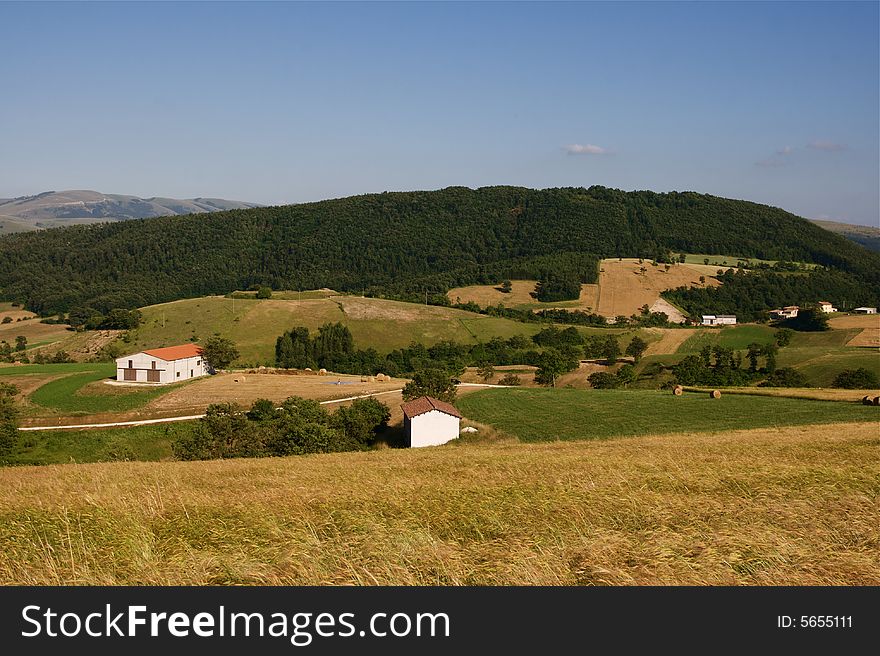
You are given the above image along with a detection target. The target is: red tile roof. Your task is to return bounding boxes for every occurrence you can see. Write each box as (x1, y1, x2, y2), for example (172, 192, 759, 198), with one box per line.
(401, 396, 462, 420)
(142, 344, 203, 361)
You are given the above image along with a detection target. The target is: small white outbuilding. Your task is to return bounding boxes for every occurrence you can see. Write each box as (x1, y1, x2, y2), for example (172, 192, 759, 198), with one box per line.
(116, 343, 206, 384)
(853, 307, 877, 314)
(401, 396, 462, 448)
(701, 314, 737, 326)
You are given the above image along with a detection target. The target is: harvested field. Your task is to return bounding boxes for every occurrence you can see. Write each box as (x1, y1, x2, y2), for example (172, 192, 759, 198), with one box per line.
(829, 314, 880, 348)
(447, 258, 716, 319)
(643, 327, 698, 356)
(593, 259, 719, 319)
(448, 280, 539, 308)
(0, 422, 876, 585)
(145, 371, 406, 415)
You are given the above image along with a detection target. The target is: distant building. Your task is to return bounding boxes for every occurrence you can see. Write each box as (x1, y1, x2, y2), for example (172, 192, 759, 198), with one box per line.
(701, 315, 737, 326)
(853, 307, 877, 314)
(769, 305, 799, 320)
(116, 344, 206, 384)
(817, 301, 837, 314)
(401, 396, 462, 448)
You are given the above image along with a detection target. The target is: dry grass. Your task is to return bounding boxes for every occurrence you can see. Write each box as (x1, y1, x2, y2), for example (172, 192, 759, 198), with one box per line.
(643, 327, 698, 356)
(829, 314, 880, 348)
(0, 422, 876, 585)
(593, 259, 719, 318)
(146, 371, 405, 415)
(447, 259, 717, 319)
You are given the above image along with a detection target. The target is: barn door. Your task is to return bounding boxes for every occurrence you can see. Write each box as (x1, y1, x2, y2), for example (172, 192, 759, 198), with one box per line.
(123, 369, 136, 381)
(147, 370, 160, 383)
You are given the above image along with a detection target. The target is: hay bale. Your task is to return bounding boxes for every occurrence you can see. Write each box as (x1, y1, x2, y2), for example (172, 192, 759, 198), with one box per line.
(673, 386, 683, 396)
(873, 396, 880, 406)
(862, 395, 873, 405)
(709, 390, 721, 399)
(304, 368, 312, 373)
(319, 368, 328, 376)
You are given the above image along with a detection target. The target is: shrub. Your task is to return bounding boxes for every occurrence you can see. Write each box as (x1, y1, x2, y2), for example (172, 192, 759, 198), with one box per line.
(498, 373, 521, 386)
(329, 397, 391, 447)
(758, 368, 809, 388)
(403, 369, 457, 402)
(775, 328, 794, 347)
(0, 383, 19, 458)
(832, 368, 880, 389)
(588, 372, 618, 389)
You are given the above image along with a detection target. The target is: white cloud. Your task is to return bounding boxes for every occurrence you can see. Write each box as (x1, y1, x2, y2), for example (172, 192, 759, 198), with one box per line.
(564, 143, 610, 156)
(807, 140, 847, 152)
(755, 146, 794, 167)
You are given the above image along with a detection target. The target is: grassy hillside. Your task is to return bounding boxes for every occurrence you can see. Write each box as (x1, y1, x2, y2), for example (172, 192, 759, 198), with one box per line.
(0, 421, 876, 584)
(2, 185, 878, 315)
(11, 422, 186, 466)
(127, 294, 548, 364)
(456, 388, 878, 442)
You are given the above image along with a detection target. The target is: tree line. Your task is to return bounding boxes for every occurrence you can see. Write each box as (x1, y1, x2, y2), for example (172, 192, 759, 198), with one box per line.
(663, 268, 878, 322)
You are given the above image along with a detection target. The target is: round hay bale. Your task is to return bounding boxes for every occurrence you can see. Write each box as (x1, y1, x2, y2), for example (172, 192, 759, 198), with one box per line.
(873, 396, 880, 406)
(673, 387, 683, 396)
(368, 376, 375, 382)
(304, 367, 312, 372)
(319, 368, 328, 376)
(862, 395, 873, 405)
(375, 373, 386, 382)
(709, 389, 721, 399)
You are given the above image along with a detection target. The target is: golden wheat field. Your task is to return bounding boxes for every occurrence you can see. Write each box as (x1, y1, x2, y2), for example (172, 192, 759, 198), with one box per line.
(0, 421, 877, 586)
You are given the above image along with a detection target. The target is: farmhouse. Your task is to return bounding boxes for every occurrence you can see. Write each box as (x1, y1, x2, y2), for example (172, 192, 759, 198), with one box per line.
(116, 344, 206, 384)
(701, 314, 737, 326)
(817, 301, 837, 314)
(401, 396, 462, 448)
(769, 306, 799, 320)
(853, 307, 877, 315)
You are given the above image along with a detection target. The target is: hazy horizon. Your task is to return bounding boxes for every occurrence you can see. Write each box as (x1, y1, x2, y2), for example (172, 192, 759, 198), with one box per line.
(1, 1, 877, 227)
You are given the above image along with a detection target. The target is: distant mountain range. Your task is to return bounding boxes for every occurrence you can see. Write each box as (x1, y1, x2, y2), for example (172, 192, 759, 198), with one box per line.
(0, 190, 261, 232)
(809, 219, 880, 253)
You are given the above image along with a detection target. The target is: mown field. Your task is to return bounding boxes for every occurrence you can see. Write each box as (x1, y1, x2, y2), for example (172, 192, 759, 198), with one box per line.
(676, 324, 778, 353)
(456, 388, 878, 442)
(0, 421, 875, 585)
(0, 362, 188, 419)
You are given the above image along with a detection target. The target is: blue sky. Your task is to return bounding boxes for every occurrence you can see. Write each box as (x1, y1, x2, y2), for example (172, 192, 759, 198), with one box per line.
(1, 1, 877, 225)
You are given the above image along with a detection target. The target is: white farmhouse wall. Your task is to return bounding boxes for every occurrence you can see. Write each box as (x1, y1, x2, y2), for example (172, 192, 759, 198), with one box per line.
(115, 353, 207, 384)
(406, 409, 460, 448)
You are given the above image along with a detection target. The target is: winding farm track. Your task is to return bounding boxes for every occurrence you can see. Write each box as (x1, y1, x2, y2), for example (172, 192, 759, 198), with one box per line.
(18, 383, 511, 432)
(19, 388, 407, 432)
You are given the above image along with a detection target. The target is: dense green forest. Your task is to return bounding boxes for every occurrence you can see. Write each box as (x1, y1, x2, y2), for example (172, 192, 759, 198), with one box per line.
(1, 185, 878, 314)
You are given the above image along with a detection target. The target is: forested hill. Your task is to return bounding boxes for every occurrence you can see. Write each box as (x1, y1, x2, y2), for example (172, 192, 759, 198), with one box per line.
(1, 185, 878, 315)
